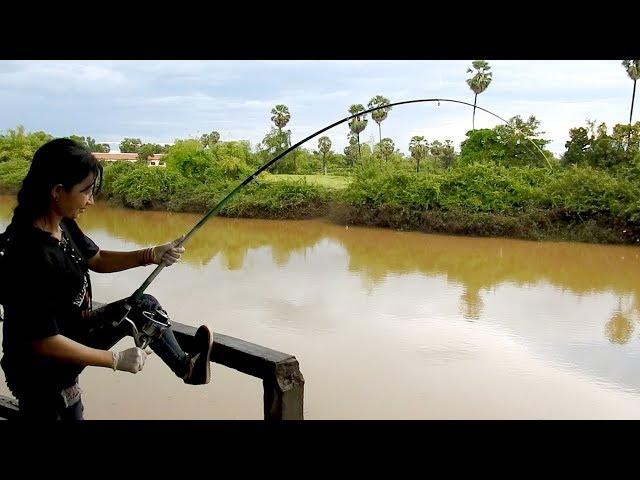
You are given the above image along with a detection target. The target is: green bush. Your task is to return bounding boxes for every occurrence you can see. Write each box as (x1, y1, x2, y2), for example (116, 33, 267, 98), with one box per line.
(437, 163, 543, 213)
(166, 180, 232, 213)
(109, 166, 190, 209)
(342, 161, 638, 222)
(100, 161, 137, 199)
(225, 179, 331, 218)
(541, 165, 640, 218)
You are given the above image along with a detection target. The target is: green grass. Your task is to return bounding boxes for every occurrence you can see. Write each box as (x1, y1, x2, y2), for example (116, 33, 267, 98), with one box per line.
(261, 173, 351, 189)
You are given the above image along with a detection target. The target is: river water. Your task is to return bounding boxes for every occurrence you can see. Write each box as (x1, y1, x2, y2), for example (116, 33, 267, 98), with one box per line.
(1, 196, 639, 419)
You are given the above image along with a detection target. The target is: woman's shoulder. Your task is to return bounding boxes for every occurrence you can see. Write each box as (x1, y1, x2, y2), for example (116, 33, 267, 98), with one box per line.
(8, 225, 63, 272)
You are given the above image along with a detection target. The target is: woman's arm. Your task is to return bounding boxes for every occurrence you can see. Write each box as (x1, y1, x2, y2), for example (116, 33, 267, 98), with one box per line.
(87, 238, 185, 273)
(87, 249, 148, 273)
(32, 334, 114, 368)
(32, 334, 147, 373)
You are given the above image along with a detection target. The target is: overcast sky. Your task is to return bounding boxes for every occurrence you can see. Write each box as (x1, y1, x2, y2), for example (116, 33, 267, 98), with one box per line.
(0, 60, 633, 157)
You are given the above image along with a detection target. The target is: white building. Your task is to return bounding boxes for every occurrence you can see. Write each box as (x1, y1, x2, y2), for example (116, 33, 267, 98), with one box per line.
(93, 152, 166, 167)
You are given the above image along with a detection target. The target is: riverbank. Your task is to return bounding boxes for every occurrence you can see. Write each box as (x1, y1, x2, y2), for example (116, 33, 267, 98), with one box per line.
(116, 162, 640, 245)
(329, 204, 635, 244)
(0, 188, 636, 245)
(2, 160, 638, 245)
(93, 193, 638, 245)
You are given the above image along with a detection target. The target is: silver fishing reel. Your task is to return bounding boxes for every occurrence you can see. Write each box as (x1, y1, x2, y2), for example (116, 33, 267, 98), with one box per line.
(116, 304, 171, 349)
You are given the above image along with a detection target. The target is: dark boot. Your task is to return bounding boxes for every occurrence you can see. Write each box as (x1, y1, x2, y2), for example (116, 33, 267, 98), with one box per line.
(183, 325, 213, 385)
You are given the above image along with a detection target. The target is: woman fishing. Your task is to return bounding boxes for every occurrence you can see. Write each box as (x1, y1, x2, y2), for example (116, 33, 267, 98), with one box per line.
(0, 138, 213, 420)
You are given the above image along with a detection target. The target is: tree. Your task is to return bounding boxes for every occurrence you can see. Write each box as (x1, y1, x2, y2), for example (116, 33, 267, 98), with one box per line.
(137, 143, 165, 163)
(0, 126, 53, 162)
(318, 136, 332, 175)
(261, 128, 289, 156)
(622, 60, 640, 148)
(344, 134, 360, 166)
(612, 122, 640, 154)
(119, 138, 142, 153)
(271, 105, 291, 147)
(260, 128, 294, 172)
(68, 135, 109, 152)
(162, 139, 212, 182)
(589, 122, 631, 169)
(347, 104, 368, 161)
(86, 137, 109, 152)
(208, 140, 253, 180)
(494, 116, 551, 167)
(68, 135, 86, 147)
(379, 138, 395, 161)
(466, 60, 493, 131)
(200, 131, 220, 148)
(430, 140, 457, 168)
(562, 127, 591, 165)
(460, 115, 552, 167)
(409, 136, 429, 172)
(562, 121, 639, 169)
(367, 95, 392, 143)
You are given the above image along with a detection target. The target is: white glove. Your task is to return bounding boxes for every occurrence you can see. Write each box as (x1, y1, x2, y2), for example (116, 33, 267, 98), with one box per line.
(112, 347, 148, 373)
(152, 236, 185, 266)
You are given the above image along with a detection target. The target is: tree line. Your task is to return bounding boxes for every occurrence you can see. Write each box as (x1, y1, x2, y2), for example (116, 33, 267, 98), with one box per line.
(1, 60, 638, 178)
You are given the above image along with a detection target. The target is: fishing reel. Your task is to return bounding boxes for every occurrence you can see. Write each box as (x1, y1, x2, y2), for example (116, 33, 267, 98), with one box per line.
(115, 303, 171, 349)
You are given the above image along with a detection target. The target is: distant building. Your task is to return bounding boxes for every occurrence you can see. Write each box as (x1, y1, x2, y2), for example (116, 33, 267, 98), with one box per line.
(93, 152, 166, 167)
(146, 154, 166, 167)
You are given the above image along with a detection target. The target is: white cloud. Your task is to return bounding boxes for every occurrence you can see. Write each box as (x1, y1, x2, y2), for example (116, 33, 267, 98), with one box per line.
(0, 61, 132, 94)
(0, 60, 635, 158)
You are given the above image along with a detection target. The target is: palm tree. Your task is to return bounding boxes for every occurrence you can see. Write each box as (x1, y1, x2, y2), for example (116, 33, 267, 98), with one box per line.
(409, 136, 429, 173)
(347, 104, 368, 161)
(466, 60, 493, 131)
(318, 136, 332, 175)
(271, 104, 291, 147)
(367, 95, 392, 143)
(622, 60, 640, 127)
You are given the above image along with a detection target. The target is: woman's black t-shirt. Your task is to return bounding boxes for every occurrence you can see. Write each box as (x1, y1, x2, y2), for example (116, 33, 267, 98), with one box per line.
(1, 217, 99, 396)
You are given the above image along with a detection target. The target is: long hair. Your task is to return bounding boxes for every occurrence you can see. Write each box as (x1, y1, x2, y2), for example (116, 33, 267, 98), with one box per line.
(12, 138, 103, 227)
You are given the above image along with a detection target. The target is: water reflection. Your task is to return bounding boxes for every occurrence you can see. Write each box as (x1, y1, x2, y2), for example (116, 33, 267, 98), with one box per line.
(461, 287, 483, 320)
(1, 196, 639, 335)
(77, 202, 640, 326)
(604, 298, 637, 345)
(79, 203, 331, 271)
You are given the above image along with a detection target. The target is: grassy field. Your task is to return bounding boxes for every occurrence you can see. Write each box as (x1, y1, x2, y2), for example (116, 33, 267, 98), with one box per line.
(261, 174, 351, 189)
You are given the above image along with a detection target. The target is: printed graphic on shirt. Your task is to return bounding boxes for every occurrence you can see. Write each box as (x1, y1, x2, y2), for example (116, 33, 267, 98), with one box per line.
(72, 275, 89, 308)
(61, 231, 91, 312)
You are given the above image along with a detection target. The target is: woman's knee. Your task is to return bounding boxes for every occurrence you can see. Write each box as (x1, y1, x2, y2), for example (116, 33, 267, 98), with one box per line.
(135, 294, 162, 312)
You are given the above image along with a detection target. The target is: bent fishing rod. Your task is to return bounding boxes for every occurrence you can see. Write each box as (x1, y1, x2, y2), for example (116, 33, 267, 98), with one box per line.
(125, 97, 552, 310)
